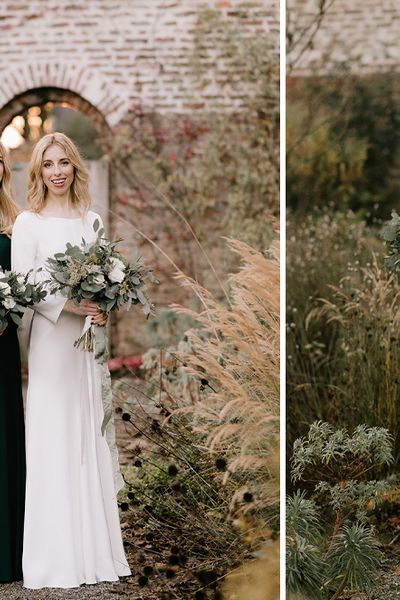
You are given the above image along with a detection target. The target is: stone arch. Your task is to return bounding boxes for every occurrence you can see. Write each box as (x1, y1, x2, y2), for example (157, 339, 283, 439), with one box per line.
(0, 64, 124, 229)
(0, 61, 130, 132)
(0, 87, 112, 153)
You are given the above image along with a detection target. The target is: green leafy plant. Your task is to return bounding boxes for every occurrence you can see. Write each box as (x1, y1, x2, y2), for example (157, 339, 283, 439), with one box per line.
(286, 492, 325, 599)
(292, 421, 392, 546)
(287, 422, 390, 600)
(327, 523, 382, 599)
(287, 74, 400, 217)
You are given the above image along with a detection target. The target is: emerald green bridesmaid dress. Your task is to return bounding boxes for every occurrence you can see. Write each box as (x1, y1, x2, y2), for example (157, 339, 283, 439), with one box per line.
(0, 233, 25, 582)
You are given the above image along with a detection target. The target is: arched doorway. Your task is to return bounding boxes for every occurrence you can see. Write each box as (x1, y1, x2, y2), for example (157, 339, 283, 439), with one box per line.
(0, 87, 111, 231)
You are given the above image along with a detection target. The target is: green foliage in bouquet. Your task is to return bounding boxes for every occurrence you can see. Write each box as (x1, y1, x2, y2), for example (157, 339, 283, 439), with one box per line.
(46, 219, 155, 317)
(0, 268, 47, 332)
(381, 210, 400, 274)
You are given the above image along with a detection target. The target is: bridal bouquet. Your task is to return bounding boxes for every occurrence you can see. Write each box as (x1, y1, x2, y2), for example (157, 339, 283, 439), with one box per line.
(0, 268, 47, 332)
(46, 219, 154, 351)
(382, 210, 400, 274)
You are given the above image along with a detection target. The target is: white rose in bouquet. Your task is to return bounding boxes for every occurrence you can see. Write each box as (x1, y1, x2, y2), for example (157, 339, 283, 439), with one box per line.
(108, 257, 126, 283)
(16, 274, 26, 293)
(0, 281, 11, 295)
(3, 297, 16, 310)
(93, 273, 105, 285)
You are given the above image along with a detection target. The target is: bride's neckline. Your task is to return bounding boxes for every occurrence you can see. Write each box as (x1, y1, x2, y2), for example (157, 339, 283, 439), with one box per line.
(33, 212, 86, 221)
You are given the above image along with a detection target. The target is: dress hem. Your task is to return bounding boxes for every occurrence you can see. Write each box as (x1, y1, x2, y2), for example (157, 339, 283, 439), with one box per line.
(23, 572, 132, 590)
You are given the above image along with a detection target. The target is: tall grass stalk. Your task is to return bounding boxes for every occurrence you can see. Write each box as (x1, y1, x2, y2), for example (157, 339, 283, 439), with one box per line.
(114, 232, 280, 598)
(308, 255, 400, 461)
(286, 210, 376, 453)
(173, 238, 280, 509)
(170, 238, 280, 599)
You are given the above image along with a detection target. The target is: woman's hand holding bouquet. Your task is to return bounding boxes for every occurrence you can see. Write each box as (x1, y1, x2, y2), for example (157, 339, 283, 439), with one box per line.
(46, 219, 154, 351)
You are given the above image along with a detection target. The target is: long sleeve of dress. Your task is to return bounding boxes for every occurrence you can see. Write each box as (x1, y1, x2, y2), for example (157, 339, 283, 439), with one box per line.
(11, 212, 67, 324)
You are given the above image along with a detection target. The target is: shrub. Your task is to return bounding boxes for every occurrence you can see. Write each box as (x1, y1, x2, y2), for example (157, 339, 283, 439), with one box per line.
(286, 422, 390, 600)
(110, 7, 279, 286)
(286, 210, 374, 451)
(303, 255, 400, 462)
(287, 74, 400, 217)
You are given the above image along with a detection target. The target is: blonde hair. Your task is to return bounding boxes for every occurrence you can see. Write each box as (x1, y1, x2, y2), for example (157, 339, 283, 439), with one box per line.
(28, 132, 91, 213)
(0, 141, 19, 236)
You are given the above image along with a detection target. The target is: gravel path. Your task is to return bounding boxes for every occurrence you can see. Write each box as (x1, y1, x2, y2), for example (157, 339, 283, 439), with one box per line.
(0, 579, 135, 600)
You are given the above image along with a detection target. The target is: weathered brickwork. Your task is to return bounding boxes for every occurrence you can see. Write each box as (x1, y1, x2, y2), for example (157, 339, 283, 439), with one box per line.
(288, 0, 400, 75)
(0, 0, 279, 356)
(0, 0, 278, 127)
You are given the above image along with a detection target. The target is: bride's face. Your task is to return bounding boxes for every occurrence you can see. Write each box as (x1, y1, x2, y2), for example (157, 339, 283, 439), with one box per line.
(41, 144, 74, 196)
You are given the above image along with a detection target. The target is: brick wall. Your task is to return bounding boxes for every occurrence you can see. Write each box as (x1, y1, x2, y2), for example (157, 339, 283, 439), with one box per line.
(288, 0, 400, 75)
(0, 0, 278, 127)
(0, 0, 279, 357)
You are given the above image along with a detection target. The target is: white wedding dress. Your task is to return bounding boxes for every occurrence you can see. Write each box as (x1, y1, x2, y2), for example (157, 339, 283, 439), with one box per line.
(11, 210, 131, 589)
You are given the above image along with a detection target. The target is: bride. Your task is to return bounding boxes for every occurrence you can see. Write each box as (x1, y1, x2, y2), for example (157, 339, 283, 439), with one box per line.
(11, 132, 131, 589)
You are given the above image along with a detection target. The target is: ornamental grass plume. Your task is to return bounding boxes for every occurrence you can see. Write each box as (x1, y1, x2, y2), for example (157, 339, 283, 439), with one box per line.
(305, 254, 400, 461)
(172, 238, 279, 507)
(171, 237, 280, 599)
(114, 237, 279, 598)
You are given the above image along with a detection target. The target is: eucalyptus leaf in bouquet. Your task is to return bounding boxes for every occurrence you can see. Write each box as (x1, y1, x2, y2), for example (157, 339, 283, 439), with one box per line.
(0, 268, 47, 332)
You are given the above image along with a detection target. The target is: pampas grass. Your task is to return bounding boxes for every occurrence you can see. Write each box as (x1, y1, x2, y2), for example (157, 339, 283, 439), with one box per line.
(170, 237, 280, 599)
(172, 238, 279, 507)
(115, 231, 279, 598)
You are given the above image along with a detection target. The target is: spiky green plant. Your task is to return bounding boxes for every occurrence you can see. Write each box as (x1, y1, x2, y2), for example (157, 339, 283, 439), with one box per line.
(287, 491, 322, 544)
(286, 492, 325, 600)
(286, 535, 325, 600)
(291, 421, 392, 556)
(326, 523, 382, 600)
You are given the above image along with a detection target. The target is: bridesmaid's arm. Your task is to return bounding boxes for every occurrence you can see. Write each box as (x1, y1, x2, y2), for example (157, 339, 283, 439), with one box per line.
(11, 213, 67, 325)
